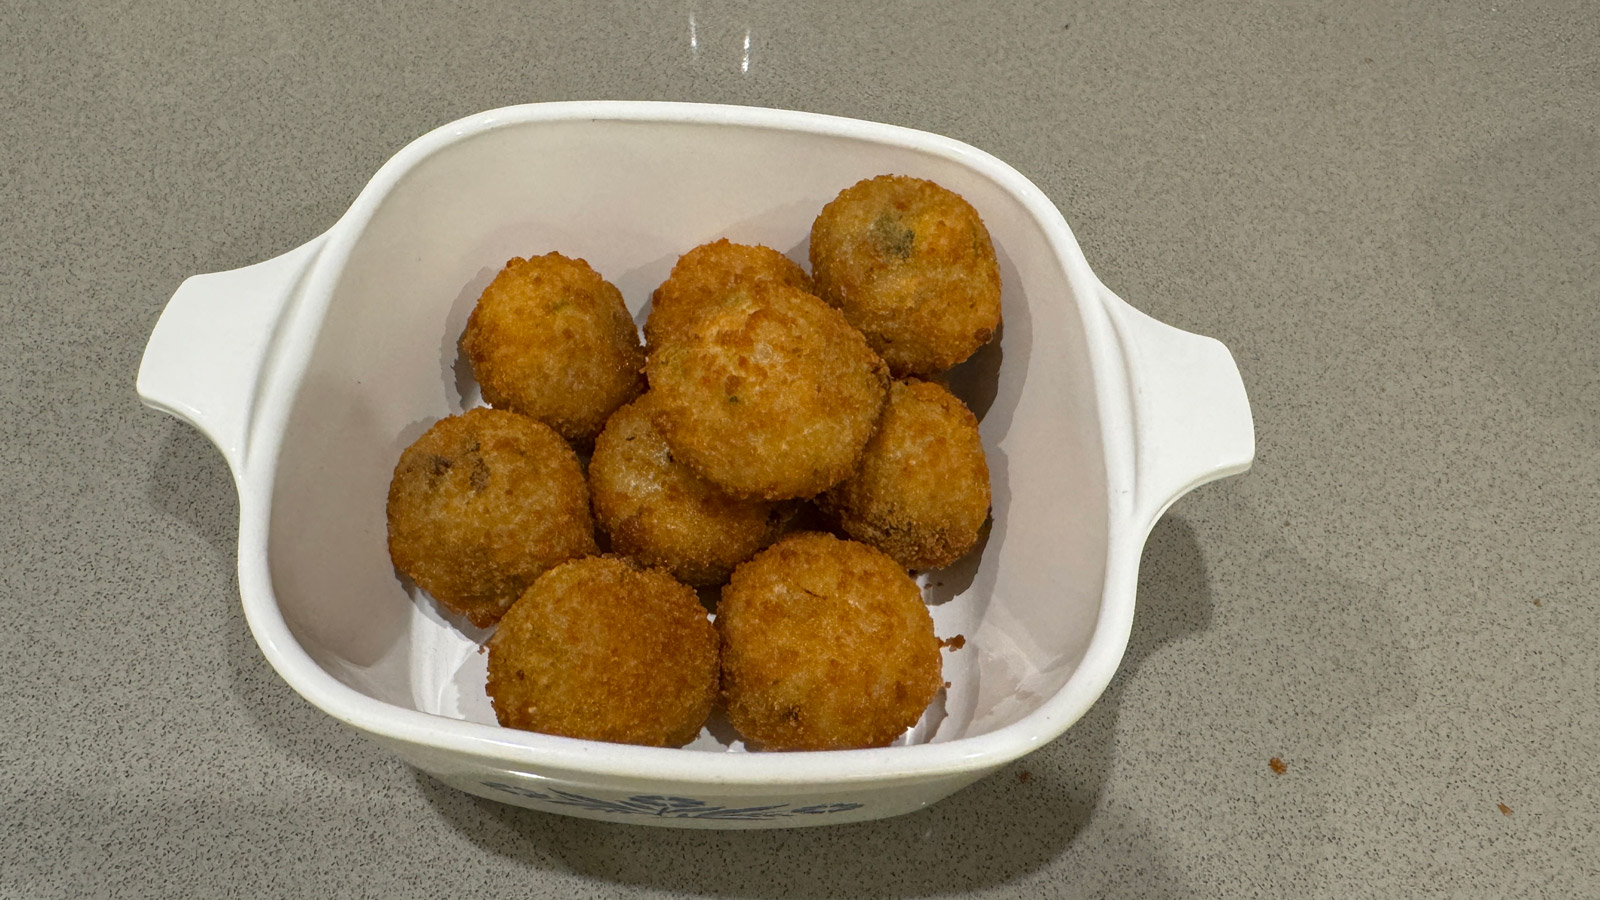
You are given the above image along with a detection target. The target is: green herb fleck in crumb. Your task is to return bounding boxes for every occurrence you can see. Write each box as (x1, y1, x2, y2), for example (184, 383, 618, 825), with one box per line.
(869, 213, 915, 260)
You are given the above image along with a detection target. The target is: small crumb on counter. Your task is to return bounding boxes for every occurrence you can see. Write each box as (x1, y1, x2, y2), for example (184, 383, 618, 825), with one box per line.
(1532, 599, 1543, 607)
(939, 635, 966, 650)
(1018, 771, 1031, 783)
(1269, 757, 1287, 775)
(1499, 803, 1513, 816)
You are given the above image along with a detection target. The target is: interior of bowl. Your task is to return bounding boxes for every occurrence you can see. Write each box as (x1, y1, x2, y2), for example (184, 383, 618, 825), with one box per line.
(266, 110, 1110, 749)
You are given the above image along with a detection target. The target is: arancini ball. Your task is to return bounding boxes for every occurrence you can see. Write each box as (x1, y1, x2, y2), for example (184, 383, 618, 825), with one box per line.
(646, 283, 889, 501)
(386, 408, 598, 628)
(809, 175, 1001, 377)
(486, 557, 719, 747)
(820, 379, 990, 570)
(590, 395, 794, 586)
(717, 532, 943, 751)
(460, 252, 645, 444)
(644, 239, 815, 353)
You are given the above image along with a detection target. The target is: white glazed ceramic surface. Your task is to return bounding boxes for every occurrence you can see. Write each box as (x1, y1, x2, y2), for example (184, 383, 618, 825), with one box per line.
(137, 102, 1254, 829)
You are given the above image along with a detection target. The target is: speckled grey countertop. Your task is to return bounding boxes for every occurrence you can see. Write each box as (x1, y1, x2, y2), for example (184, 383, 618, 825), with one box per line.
(4, 1, 1596, 897)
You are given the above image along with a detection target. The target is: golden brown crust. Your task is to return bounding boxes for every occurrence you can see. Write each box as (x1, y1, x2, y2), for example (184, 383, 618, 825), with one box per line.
(717, 532, 942, 750)
(485, 557, 720, 747)
(820, 379, 991, 569)
(459, 252, 645, 444)
(809, 175, 1001, 377)
(645, 283, 889, 500)
(385, 408, 598, 628)
(644, 239, 814, 353)
(590, 395, 794, 586)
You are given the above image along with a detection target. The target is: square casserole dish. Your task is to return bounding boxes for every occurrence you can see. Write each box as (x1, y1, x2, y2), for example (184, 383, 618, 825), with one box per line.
(137, 102, 1254, 829)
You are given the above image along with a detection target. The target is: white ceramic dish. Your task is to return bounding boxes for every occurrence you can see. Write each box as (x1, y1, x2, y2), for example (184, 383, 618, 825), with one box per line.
(137, 101, 1253, 829)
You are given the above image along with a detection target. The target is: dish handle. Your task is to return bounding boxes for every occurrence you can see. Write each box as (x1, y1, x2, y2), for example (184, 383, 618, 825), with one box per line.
(136, 235, 327, 479)
(1100, 282, 1256, 529)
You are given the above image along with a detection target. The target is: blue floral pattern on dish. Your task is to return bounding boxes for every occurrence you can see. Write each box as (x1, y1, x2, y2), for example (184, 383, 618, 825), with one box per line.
(480, 782, 863, 820)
